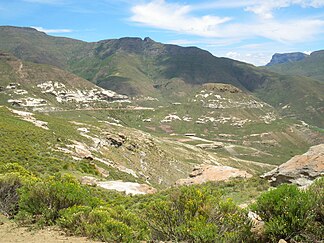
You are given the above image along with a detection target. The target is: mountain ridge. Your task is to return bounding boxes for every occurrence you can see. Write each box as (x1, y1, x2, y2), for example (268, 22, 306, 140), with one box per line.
(0, 26, 323, 127)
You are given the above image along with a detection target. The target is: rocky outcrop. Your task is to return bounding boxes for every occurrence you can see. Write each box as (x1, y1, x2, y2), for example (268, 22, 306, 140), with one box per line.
(196, 142, 224, 149)
(176, 165, 252, 186)
(105, 133, 126, 147)
(74, 144, 93, 160)
(81, 176, 157, 195)
(8, 108, 48, 130)
(202, 83, 241, 93)
(266, 52, 308, 66)
(248, 211, 265, 239)
(262, 144, 324, 187)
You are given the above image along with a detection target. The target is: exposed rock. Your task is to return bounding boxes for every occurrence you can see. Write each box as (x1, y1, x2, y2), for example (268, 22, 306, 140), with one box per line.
(8, 97, 47, 107)
(36, 80, 129, 104)
(81, 176, 99, 186)
(262, 144, 324, 187)
(202, 83, 241, 93)
(97, 180, 157, 195)
(81, 176, 157, 195)
(93, 164, 110, 177)
(266, 52, 307, 66)
(8, 108, 48, 130)
(196, 142, 224, 149)
(74, 144, 93, 159)
(161, 114, 182, 123)
(142, 118, 152, 122)
(176, 165, 252, 185)
(261, 139, 278, 147)
(105, 133, 126, 147)
(6, 83, 20, 90)
(248, 211, 265, 239)
(278, 239, 288, 243)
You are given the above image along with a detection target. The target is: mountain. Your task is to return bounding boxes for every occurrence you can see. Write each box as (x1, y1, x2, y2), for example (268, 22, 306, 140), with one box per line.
(0, 26, 323, 128)
(266, 52, 308, 66)
(267, 50, 324, 83)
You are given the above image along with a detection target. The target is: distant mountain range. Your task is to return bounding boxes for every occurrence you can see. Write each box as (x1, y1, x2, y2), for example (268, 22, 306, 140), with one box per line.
(266, 50, 324, 83)
(0, 26, 323, 127)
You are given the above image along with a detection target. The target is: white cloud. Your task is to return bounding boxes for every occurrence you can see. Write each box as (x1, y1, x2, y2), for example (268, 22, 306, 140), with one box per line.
(225, 51, 271, 66)
(228, 19, 324, 43)
(130, 1, 324, 43)
(244, 0, 324, 19)
(129, 0, 324, 65)
(130, 0, 231, 37)
(31, 26, 72, 33)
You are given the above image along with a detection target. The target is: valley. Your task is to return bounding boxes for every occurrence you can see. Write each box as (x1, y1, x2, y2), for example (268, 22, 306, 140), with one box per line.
(0, 26, 323, 242)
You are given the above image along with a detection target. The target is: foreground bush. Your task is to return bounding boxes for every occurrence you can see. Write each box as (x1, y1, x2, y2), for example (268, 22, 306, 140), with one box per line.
(58, 205, 149, 242)
(0, 174, 22, 218)
(0, 163, 35, 218)
(17, 174, 94, 225)
(251, 179, 324, 242)
(145, 186, 253, 242)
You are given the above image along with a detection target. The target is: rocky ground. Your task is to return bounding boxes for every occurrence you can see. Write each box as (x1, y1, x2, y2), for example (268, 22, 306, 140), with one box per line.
(0, 216, 101, 243)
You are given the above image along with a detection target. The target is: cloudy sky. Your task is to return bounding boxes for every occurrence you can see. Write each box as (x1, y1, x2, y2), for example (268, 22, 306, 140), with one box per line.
(1, 0, 324, 65)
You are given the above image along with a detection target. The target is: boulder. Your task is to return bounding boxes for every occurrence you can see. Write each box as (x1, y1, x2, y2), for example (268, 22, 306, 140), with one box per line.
(248, 211, 265, 238)
(176, 165, 252, 186)
(262, 144, 324, 187)
(81, 176, 99, 186)
(74, 144, 93, 159)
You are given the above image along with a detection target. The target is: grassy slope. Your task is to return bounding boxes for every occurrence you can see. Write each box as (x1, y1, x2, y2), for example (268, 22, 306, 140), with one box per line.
(254, 73, 324, 127)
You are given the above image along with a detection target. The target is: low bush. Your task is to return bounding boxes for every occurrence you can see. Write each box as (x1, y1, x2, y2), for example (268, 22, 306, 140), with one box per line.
(59, 205, 150, 242)
(0, 174, 22, 218)
(145, 186, 253, 242)
(0, 163, 36, 218)
(16, 174, 94, 225)
(251, 181, 323, 242)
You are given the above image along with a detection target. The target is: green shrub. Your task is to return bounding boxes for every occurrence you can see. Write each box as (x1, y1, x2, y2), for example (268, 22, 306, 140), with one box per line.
(251, 183, 321, 242)
(17, 174, 92, 225)
(306, 177, 324, 241)
(59, 205, 149, 242)
(0, 163, 36, 218)
(0, 174, 22, 218)
(145, 186, 252, 242)
(0, 163, 32, 177)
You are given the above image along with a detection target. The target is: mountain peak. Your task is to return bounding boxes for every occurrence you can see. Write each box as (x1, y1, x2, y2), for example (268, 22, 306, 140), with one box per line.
(266, 52, 308, 66)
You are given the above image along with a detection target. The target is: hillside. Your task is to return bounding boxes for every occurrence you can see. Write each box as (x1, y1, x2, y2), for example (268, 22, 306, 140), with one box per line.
(0, 52, 128, 111)
(0, 26, 323, 127)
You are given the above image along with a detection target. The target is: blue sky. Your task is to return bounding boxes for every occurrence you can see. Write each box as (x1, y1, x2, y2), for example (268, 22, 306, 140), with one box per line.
(0, 0, 324, 65)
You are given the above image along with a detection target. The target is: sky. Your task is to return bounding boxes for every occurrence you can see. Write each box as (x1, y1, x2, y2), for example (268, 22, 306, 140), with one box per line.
(0, 0, 324, 66)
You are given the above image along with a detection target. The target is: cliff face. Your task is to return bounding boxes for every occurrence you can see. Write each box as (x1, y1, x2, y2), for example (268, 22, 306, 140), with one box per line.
(266, 52, 308, 66)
